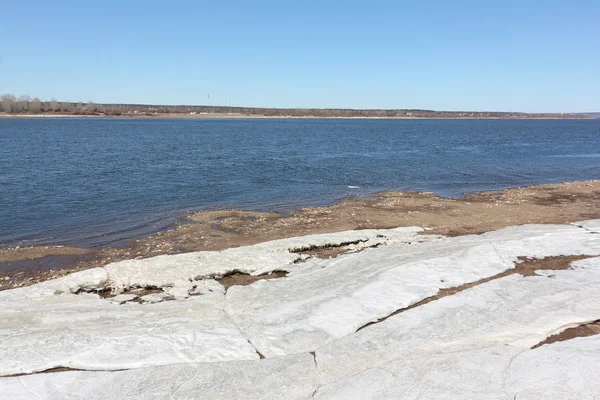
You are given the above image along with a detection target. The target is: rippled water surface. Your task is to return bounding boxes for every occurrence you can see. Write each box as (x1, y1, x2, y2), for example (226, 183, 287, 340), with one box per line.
(1, 118, 599, 248)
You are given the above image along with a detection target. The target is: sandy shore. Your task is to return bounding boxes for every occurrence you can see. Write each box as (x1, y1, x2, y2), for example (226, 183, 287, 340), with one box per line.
(1, 180, 599, 291)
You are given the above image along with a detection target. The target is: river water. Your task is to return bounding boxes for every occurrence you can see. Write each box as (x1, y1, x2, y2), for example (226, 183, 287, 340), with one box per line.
(1, 117, 598, 248)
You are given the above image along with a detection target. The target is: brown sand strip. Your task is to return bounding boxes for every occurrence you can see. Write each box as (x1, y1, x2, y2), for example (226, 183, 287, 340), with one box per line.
(356, 255, 591, 332)
(531, 320, 600, 349)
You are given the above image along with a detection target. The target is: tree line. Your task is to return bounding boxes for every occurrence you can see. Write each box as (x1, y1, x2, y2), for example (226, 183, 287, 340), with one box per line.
(0, 93, 587, 119)
(1, 94, 125, 115)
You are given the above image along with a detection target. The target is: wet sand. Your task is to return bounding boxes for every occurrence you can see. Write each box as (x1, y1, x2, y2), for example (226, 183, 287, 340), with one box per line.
(1, 180, 599, 291)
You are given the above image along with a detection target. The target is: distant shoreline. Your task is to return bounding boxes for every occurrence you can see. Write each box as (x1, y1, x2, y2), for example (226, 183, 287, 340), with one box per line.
(0, 113, 591, 120)
(1, 95, 594, 119)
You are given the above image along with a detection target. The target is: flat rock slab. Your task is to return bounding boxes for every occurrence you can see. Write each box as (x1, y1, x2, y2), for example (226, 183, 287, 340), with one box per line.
(1, 221, 600, 398)
(573, 218, 600, 233)
(226, 223, 600, 357)
(0, 227, 428, 376)
(109, 294, 138, 304)
(0, 353, 320, 400)
(4, 257, 600, 399)
(103, 228, 427, 291)
(313, 257, 600, 398)
(0, 291, 260, 376)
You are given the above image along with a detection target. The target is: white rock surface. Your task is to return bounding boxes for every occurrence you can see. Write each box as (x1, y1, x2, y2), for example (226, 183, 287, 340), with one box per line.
(0, 228, 427, 376)
(109, 294, 138, 304)
(0, 290, 260, 376)
(187, 278, 224, 296)
(483, 223, 600, 261)
(506, 335, 600, 400)
(573, 218, 600, 233)
(313, 257, 600, 398)
(0, 267, 108, 300)
(226, 234, 506, 356)
(1, 222, 600, 399)
(103, 228, 426, 292)
(0, 353, 320, 400)
(225, 223, 600, 357)
(139, 292, 172, 303)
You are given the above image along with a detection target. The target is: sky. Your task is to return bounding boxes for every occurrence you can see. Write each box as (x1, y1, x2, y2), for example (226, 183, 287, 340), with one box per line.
(1, 0, 599, 112)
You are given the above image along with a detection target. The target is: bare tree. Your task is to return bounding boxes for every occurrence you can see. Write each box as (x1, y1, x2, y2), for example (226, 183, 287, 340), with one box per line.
(50, 98, 59, 112)
(16, 95, 32, 113)
(1, 93, 16, 113)
(30, 97, 42, 113)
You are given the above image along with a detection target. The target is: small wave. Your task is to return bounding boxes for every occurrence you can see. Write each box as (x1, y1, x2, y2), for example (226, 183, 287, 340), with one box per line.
(549, 154, 600, 158)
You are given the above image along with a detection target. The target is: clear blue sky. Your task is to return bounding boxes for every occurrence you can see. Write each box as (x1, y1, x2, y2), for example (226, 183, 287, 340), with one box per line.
(1, 0, 598, 112)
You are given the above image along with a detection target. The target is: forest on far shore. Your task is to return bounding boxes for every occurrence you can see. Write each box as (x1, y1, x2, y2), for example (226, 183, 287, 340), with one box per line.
(0, 93, 590, 119)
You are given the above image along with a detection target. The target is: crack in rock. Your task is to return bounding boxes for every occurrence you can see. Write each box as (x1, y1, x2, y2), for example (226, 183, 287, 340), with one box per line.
(309, 351, 318, 370)
(293, 240, 386, 264)
(357, 254, 593, 332)
(571, 222, 600, 234)
(222, 286, 267, 361)
(255, 348, 266, 359)
(6, 366, 129, 378)
(289, 239, 369, 253)
(531, 319, 600, 349)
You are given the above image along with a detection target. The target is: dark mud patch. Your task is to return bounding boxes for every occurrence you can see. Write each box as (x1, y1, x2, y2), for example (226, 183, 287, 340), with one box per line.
(73, 285, 173, 304)
(293, 239, 386, 263)
(531, 189, 600, 206)
(291, 240, 370, 262)
(295, 246, 353, 261)
(0, 252, 101, 275)
(290, 240, 368, 254)
(97, 287, 165, 299)
(217, 270, 289, 289)
(0, 252, 108, 291)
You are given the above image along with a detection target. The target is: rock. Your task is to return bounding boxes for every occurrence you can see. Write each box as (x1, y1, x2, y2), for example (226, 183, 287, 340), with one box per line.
(109, 294, 138, 304)
(139, 293, 172, 303)
(1, 222, 600, 398)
